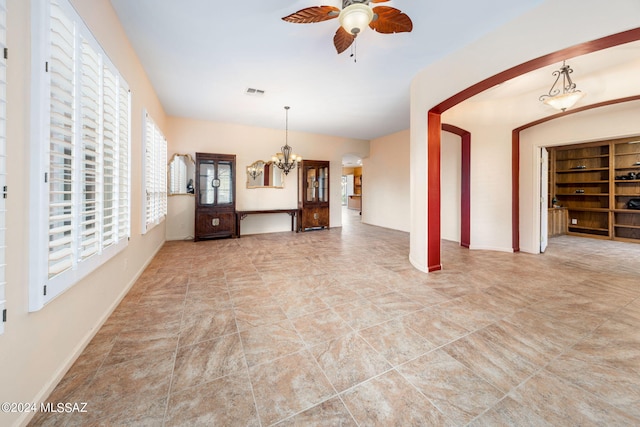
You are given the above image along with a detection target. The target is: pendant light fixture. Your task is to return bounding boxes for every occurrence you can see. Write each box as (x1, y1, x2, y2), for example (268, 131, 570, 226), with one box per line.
(272, 106, 301, 175)
(539, 61, 585, 112)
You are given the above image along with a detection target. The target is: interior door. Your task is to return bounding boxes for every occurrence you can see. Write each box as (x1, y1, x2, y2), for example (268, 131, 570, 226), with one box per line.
(540, 147, 549, 253)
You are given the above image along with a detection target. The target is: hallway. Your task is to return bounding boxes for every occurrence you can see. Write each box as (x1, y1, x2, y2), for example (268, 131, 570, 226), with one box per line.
(30, 221, 640, 426)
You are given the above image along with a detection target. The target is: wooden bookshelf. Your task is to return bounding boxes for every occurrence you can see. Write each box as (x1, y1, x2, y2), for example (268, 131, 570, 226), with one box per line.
(550, 137, 640, 243)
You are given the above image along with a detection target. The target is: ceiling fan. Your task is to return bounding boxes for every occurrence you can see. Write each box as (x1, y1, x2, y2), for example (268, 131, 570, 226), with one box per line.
(282, 0, 413, 54)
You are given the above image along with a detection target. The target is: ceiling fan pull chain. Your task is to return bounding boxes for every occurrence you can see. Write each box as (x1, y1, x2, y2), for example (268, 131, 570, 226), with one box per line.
(350, 38, 357, 62)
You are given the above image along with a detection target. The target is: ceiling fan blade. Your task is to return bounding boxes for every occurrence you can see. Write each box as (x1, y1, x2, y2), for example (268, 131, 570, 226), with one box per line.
(370, 6, 413, 34)
(334, 27, 355, 54)
(282, 6, 340, 24)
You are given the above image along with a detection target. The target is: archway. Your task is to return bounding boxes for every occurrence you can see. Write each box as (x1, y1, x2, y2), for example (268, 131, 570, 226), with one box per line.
(426, 28, 640, 271)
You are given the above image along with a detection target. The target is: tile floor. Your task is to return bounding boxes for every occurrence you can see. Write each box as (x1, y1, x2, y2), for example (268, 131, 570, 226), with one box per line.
(30, 209, 640, 426)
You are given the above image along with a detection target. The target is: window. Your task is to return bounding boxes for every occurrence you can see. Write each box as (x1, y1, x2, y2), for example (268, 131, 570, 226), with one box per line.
(29, 0, 131, 311)
(0, 0, 6, 333)
(142, 111, 167, 233)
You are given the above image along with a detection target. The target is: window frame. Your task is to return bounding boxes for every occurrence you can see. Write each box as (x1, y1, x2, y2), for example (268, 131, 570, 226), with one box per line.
(29, 0, 131, 311)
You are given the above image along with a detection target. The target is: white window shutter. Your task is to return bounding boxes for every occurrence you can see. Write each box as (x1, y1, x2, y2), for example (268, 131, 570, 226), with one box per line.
(48, 1, 76, 279)
(29, 0, 131, 310)
(79, 38, 100, 261)
(117, 82, 130, 241)
(0, 0, 7, 333)
(102, 66, 116, 249)
(142, 112, 167, 233)
(144, 113, 154, 229)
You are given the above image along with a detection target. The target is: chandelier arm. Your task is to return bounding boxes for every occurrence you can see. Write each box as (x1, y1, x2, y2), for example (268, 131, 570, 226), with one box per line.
(539, 70, 563, 101)
(562, 66, 577, 92)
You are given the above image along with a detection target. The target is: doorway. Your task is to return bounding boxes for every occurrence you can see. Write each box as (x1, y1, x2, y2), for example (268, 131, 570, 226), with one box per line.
(342, 155, 363, 225)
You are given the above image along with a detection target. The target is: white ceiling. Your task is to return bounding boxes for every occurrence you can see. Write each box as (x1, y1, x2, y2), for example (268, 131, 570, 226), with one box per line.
(108, 0, 547, 140)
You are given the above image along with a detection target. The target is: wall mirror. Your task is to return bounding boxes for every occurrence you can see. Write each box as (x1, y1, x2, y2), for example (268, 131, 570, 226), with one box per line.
(168, 153, 196, 195)
(246, 160, 285, 189)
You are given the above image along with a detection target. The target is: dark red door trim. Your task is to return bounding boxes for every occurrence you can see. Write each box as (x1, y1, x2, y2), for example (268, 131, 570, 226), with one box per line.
(442, 123, 471, 248)
(426, 27, 640, 268)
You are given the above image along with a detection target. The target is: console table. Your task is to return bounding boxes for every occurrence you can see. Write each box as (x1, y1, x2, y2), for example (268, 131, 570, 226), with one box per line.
(235, 209, 298, 237)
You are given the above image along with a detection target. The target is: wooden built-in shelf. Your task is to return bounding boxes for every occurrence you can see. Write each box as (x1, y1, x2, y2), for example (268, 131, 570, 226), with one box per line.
(614, 223, 640, 229)
(568, 225, 609, 232)
(550, 136, 640, 243)
(556, 193, 609, 196)
(556, 168, 609, 173)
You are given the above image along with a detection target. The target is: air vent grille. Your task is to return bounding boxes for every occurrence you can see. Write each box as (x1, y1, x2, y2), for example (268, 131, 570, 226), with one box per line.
(245, 87, 265, 96)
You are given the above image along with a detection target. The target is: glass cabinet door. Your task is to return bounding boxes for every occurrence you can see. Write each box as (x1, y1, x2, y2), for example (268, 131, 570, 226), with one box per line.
(199, 161, 215, 205)
(306, 167, 317, 202)
(217, 161, 233, 205)
(318, 166, 328, 202)
(198, 159, 234, 206)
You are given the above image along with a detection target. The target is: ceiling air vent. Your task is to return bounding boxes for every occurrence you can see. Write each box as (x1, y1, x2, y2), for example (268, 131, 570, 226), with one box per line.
(245, 87, 265, 96)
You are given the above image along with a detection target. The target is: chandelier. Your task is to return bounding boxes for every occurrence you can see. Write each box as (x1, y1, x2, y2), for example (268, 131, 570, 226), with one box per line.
(539, 61, 585, 112)
(272, 106, 301, 175)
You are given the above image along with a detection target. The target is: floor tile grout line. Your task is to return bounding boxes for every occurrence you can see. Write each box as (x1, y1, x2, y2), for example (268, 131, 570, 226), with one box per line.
(233, 267, 266, 427)
(464, 297, 640, 426)
(160, 273, 192, 426)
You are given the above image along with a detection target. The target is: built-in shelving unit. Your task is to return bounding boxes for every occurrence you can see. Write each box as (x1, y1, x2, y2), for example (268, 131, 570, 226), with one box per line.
(613, 138, 640, 241)
(550, 137, 640, 242)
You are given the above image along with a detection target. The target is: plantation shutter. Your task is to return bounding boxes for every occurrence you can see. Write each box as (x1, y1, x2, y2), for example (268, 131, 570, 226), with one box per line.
(155, 126, 167, 220)
(0, 0, 7, 333)
(48, 1, 76, 278)
(143, 112, 167, 232)
(144, 113, 155, 229)
(30, 0, 131, 311)
(117, 83, 130, 241)
(102, 66, 116, 248)
(79, 37, 100, 260)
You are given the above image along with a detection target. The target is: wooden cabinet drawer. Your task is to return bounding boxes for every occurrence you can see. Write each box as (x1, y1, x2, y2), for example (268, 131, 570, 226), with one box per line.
(195, 211, 236, 240)
(300, 207, 329, 230)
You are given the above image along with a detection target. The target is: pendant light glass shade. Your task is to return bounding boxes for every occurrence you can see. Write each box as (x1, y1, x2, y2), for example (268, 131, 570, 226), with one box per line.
(339, 3, 374, 35)
(543, 91, 585, 111)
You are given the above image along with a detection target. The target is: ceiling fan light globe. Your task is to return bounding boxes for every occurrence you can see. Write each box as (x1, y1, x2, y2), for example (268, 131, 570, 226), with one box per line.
(339, 3, 373, 35)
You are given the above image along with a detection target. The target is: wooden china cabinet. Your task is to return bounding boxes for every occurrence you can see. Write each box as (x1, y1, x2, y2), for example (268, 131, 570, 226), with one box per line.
(298, 160, 330, 231)
(194, 152, 237, 240)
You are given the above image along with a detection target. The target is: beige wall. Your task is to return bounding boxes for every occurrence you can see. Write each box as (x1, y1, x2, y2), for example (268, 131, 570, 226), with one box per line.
(165, 117, 369, 239)
(1, 1, 168, 425)
(364, 130, 410, 232)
